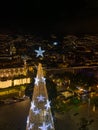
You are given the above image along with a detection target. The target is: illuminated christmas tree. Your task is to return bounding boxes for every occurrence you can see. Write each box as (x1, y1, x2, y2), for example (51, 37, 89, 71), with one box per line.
(26, 47, 55, 130)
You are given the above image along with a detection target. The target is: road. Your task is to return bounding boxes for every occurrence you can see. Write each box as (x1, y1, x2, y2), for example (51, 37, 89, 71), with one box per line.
(0, 98, 30, 130)
(45, 66, 98, 71)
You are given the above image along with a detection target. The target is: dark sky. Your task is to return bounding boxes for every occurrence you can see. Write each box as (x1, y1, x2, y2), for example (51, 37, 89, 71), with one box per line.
(0, 1, 87, 19)
(0, 0, 98, 33)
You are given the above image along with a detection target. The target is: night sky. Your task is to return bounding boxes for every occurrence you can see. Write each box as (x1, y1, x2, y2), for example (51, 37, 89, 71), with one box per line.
(0, 1, 86, 21)
(0, 0, 98, 33)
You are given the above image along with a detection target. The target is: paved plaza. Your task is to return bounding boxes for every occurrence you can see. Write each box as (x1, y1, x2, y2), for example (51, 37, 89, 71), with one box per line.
(55, 103, 98, 130)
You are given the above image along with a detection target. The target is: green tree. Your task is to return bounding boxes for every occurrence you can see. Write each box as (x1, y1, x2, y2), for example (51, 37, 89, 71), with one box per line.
(46, 78, 57, 100)
(91, 96, 98, 106)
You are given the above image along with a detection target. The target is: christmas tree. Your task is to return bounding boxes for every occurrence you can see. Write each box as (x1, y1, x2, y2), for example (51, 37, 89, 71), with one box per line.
(26, 47, 55, 130)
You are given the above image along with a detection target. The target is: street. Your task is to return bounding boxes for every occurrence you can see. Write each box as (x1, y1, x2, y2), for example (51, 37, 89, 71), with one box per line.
(0, 98, 30, 130)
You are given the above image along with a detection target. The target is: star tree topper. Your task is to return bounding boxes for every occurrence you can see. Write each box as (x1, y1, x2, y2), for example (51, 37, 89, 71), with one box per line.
(35, 46, 45, 57)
